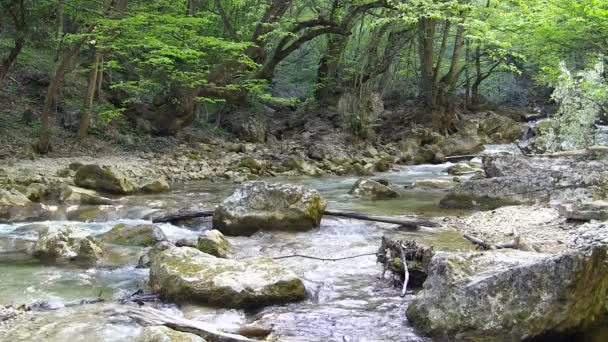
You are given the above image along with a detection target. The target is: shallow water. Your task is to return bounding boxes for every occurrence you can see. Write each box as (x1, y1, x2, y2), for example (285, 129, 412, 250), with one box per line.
(0, 164, 603, 341)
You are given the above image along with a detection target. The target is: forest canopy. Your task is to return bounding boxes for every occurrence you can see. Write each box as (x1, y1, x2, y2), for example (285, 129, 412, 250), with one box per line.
(0, 0, 607, 152)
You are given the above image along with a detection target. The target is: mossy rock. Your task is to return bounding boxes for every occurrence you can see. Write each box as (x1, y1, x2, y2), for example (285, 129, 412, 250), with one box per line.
(150, 247, 306, 308)
(140, 179, 171, 193)
(196, 230, 232, 258)
(32, 226, 104, 265)
(100, 224, 167, 247)
(74, 164, 138, 195)
(349, 179, 399, 200)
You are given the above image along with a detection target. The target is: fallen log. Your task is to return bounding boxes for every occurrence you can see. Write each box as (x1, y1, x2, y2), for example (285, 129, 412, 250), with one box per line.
(521, 145, 608, 158)
(152, 210, 214, 223)
(111, 306, 256, 342)
(323, 210, 439, 229)
(153, 209, 439, 229)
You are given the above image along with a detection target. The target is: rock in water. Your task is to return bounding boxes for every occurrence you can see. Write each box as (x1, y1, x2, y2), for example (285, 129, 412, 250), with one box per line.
(406, 248, 608, 341)
(137, 326, 205, 342)
(150, 247, 306, 308)
(140, 178, 171, 193)
(33, 226, 104, 264)
(213, 181, 327, 236)
(100, 224, 167, 247)
(196, 230, 231, 258)
(74, 164, 138, 195)
(0, 189, 48, 223)
(349, 179, 399, 200)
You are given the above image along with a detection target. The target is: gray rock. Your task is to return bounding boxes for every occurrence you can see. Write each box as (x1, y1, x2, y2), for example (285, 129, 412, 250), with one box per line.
(406, 248, 608, 341)
(150, 247, 305, 308)
(0, 189, 48, 223)
(413, 179, 457, 190)
(140, 178, 170, 193)
(349, 179, 399, 200)
(213, 181, 327, 236)
(33, 226, 104, 264)
(558, 201, 608, 221)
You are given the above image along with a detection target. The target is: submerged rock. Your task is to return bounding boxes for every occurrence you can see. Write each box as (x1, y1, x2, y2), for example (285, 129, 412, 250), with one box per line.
(213, 181, 327, 236)
(100, 224, 167, 247)
(137, 326, 205, 342)
(150, 247, 305, 308)
(137, 326, 204, 342)
(196, 230, 231, 258)
(140, 178, 171, 193)
(349, 179, 399, 200)
(137, 241, 174, 268)
(74, 164, 138, 195)
(446, 163, 479, 176)
(33, 226, 104, 264)
(413, 179, 456, 190)
(406, 248, 608, 341)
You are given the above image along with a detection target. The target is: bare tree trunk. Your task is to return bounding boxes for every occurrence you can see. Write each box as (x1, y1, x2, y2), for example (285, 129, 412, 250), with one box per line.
(418, 18, 436, 108)
(35, 41, 86, 154)
(472, 46, 482, 106)
(316, 35, 348, 99)
(78, 53, 101, 140)
(433, 20, 451, 85)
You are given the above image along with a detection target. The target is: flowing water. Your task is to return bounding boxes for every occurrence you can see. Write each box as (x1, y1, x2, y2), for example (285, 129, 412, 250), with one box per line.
(0, 164, 603, 341)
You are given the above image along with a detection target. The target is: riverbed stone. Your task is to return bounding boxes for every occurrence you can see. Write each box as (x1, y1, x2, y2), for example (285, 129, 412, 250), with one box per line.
(196, 230, 231, 258)
(74, 164, 138, 195)
(0, 189, 48, 223)
(349, 179, 399, 200)
(406, 248, 608, 341)
(137, 241, 174, 268)
(446, 163, 479, 176)
(140, 178, 171, 193)
(558, 201, 608, 221)
(213, 181, 327, 236)
(137, 326, 205, 342)
(100, 224, 167, 247)
(32, 226, 104, 264)
(150, 247, 306, 308)
(413, 179, 456, 190)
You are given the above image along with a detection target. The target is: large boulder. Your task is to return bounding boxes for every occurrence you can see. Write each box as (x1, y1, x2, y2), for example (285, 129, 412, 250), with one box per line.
(140, 179, 171, 193)
(150, 247, 306, 308)
(213, 181, 327, 236)
(477, 111, 524, 143)
(413, 179, 457, 191)
(558, 201, 608, 221)
(100, 224, 167, 247)
(33, 226, 104, 264)
(0, 189, 48, 223)
(349, 179, 399, 200)
(45, 184, 113, 205)
(406, 248, 608, 341)
(196, 230, 232, 258)
(137, 326, 205, 342)
(74, 164, 138, 195)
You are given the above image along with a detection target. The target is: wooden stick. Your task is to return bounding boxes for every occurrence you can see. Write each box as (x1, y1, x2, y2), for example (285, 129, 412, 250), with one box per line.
(399, 243, 409, 297)
(463, 234, 495, 250)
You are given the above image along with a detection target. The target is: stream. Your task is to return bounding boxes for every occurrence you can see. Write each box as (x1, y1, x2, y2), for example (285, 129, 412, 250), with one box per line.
(0, 162, 605, 341)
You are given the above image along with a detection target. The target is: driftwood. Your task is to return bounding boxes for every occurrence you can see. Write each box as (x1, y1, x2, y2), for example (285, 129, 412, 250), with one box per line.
(376, 236, 434, 295)
(464, 228, 538, 252)
(153, 209, 438, 230)
(152, 210, 214, 223)
(119, 290, 161, 304)
(111, 306, 256, 342)
(323, 210, 439, 229)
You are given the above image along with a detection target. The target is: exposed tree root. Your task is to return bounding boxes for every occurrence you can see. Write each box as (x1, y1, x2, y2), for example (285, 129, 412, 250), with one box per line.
(376, 236, 434, 294)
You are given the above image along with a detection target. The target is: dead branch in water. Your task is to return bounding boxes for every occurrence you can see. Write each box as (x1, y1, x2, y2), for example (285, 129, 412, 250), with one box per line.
(152, 209, 439, 230)
(272, 252, 377, 261)
(111, 306, 256, 342)
(152, 210, 214, 223)
(376, 236, 434, 294)
(323, 210, 439, 229)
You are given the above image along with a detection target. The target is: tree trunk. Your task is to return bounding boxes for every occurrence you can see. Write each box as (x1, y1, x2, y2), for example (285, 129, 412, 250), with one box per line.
(472, 46, 482, 106)
(78, 53, 101, 140)
(35, 41, 86, 154)
(0, 0, 26, 85)
(418, 18, 436, 108)
(316, 35, 348, 99)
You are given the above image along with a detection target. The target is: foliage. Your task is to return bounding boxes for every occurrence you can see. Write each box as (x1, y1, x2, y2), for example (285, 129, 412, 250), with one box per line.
(537, 59, 608, 151)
